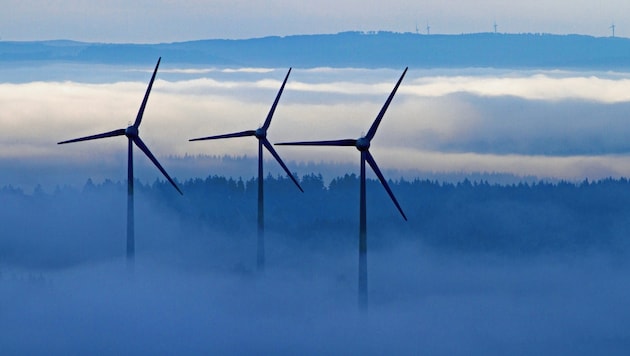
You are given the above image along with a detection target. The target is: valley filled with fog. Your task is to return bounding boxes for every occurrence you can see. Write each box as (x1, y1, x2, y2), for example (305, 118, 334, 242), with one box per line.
(1, 175, 629, 354)
(1, 63, 630, 354)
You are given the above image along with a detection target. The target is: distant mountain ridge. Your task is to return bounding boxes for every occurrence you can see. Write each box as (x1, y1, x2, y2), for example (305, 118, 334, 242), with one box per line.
(2, 31, 630, 69)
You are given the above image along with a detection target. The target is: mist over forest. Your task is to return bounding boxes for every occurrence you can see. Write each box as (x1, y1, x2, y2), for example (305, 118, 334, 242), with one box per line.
(3, 173, 630, 269)
(1, 172, 630, 354)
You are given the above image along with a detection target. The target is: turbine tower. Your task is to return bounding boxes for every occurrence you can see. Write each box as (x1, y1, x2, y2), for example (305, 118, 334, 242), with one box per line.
(277, 68, 408, 311)
(610, 23, 616, 37)
(190, 68, 303, 272)
(494, 21, 498, 34)
(426, 22, 431, 35)
(58, 57, 183, 267)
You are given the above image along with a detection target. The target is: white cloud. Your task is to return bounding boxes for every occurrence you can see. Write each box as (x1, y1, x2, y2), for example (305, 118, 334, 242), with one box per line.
(2, 66, 630, 186)
(157, 68, 276, 75)
(405, 73, 630, 103)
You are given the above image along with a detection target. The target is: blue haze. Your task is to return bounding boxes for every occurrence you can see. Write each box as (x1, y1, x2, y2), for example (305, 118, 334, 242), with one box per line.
(1, 176, 630, 354)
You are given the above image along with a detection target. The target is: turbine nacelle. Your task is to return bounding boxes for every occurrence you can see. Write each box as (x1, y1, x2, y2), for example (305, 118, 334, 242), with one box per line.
(255, 127, 267, 139)
(356, 137, 370, 151)
(125, 126, 138, 137)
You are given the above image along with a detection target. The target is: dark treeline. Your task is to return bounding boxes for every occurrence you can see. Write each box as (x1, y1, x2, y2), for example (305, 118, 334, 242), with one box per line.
(2, 174, 630, 269)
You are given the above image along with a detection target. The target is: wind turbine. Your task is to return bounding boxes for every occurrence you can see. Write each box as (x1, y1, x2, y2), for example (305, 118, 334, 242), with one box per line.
(189, 68, 303, 272)
(276, 68, 408, 310)
(58, 57, 183, 267)
(610, 23, 616, 37)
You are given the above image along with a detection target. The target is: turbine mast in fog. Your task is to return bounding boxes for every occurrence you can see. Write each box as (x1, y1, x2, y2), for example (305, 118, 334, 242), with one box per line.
(276, 68, 408, 311)
(57, 57, 183, 267)
(189, 68, 303, 272)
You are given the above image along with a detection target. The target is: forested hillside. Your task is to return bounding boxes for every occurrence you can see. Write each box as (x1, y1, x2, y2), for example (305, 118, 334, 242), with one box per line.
(2, 32, 630, 69)
(2, 174, 629, 269)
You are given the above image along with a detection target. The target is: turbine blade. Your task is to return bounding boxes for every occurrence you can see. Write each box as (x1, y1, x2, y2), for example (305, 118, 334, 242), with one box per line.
(275, 139, 357, 147)
(57, 128, 126, 144)
(262, 138, 303, 192)
(365, 67, 408, 141)
(262, 68, 291, 130)
(133, 136, 183, 195)
(365, 150, 407, 221)
(133, 57, 161, 128)
(189, 130, 256, 141)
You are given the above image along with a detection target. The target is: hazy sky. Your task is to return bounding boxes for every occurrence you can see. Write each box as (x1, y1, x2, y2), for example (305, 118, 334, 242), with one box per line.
(1, 0, 627, 42)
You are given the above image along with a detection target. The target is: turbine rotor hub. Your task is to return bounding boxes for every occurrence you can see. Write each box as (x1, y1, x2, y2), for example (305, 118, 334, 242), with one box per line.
(125, 126, 138, 137)
(356, 137, 370, 151)
(255, 128, 266, 139)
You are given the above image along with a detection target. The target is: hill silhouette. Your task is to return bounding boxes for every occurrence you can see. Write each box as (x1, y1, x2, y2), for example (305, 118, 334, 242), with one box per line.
(2, 32, 630, 69)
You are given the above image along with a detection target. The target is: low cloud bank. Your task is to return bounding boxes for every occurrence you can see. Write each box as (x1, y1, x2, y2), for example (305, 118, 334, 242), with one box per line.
(1, 245, 628, 354)
(3, 66, 630, 184)
(1, 175, 630, 353)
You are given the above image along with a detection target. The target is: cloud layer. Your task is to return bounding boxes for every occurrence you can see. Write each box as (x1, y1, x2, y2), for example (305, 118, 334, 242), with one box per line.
(2, 65, 630, 188)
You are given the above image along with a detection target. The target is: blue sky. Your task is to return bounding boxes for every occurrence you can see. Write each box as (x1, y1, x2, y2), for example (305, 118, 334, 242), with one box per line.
(1, 0, 627, 42)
